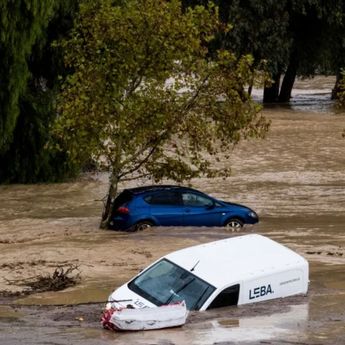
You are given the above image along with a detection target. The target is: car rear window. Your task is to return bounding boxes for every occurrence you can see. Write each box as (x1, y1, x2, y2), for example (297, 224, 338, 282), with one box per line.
(144, 191, 181, 205)
(112, 190, 133, 210)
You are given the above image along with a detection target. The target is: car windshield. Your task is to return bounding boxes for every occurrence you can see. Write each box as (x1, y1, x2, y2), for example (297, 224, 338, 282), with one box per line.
(128, 259, 215, 310)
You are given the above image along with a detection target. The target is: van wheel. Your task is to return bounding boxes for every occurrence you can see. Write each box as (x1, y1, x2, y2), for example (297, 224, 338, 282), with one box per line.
(225, 218, 243, 231)
(130, 221, 154, 232)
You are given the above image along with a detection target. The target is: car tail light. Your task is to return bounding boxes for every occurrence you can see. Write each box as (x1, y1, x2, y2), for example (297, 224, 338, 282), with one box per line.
(117, 206, 129, 214)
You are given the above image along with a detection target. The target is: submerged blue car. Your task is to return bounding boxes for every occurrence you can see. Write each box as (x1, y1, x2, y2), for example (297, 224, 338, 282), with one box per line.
(108, 185, 259, 231)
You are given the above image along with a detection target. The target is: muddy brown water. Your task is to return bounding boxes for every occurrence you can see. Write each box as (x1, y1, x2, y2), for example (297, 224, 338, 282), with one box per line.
(0, 77, 345, 344)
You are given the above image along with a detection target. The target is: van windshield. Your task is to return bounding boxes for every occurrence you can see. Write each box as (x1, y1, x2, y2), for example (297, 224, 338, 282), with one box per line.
(128, 259, 215, 310)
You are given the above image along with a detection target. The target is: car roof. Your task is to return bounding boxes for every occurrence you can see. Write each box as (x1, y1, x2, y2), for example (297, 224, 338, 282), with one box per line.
(164, 234, 308, 289)
(123, 185, 199, 195)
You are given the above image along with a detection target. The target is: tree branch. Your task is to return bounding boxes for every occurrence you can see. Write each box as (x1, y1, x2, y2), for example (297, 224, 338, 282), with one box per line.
(118, 138, 161, 179)
(179, 74, 210, 118)
(120, 173, 151, 182)
(118, 75, 210, 179)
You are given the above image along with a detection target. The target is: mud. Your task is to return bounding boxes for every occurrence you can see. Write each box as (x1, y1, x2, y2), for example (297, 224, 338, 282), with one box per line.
(0, 76, 345, 344)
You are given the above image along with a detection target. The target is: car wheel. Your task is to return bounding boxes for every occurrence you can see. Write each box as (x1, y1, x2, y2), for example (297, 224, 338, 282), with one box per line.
(130, 221, 154, 232)
(225, 218, 244, 231)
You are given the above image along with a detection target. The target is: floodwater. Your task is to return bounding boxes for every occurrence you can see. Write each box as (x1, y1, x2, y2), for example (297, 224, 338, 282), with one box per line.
(1, 76, 345, 344)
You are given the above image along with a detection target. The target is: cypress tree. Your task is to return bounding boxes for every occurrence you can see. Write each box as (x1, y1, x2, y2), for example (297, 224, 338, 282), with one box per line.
(0, 0, 56, 151)
(0, 0, 78, 182)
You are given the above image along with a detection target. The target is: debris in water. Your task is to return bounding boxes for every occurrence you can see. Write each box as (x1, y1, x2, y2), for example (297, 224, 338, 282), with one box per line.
(4, 264, 81, 295)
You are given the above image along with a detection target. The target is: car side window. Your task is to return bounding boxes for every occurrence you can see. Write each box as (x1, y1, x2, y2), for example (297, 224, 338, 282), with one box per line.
(182, 192, 213, 207)
(144, 191, 180, 206)
(207, 284, 240, 309)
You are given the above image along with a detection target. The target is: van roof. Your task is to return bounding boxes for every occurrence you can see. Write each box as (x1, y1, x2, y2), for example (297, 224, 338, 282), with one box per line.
(165, 234, 307, 289)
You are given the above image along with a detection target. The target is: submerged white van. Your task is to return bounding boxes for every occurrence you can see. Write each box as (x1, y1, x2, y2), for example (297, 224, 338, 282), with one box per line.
(107, 234, 309, 311)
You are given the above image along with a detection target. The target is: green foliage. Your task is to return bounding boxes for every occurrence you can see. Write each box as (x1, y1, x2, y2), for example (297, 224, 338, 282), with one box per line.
(336, 70, 345, 109)
(55, 0, 269, 199)
(219, 1, 291, 76)
(188, 0, 345, 102)
(0, 89, 76, 183)
(0, 0, 79, 183)
(0, 0, 55, 152)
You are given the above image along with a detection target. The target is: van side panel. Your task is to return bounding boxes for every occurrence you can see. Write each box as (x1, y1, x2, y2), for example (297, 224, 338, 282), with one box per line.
(238, 264, 308, 305)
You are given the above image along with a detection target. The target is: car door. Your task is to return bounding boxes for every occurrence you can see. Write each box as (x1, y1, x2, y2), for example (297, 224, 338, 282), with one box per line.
(181, 192, 223, 226)
(144, 191, 184, 226)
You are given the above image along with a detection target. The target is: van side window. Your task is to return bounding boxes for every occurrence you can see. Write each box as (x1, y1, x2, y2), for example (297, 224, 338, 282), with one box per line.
(207, 284, 240, 309)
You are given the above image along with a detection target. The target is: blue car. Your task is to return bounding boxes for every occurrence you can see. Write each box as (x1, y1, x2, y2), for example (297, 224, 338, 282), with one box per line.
(108, 185, 259, 231)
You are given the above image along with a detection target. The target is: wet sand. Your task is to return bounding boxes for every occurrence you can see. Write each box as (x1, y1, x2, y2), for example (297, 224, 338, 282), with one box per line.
(1, 78, 345, 344)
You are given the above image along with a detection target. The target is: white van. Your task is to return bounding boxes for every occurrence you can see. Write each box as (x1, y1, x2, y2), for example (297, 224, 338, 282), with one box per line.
(107, 234, 309, 311)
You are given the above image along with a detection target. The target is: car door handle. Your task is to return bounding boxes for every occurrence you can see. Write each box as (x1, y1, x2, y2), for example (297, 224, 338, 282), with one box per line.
(185, 209, 191, 213)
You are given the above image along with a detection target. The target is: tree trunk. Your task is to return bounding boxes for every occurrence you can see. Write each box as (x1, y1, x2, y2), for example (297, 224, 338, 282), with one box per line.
(278, 52, 298, 103)
(247, 84, 253, 97)
(219, 0, 231, 23)
(331, 70, 343, 100)
(263, 73, 281, 103)
(99, 177, 118, 229)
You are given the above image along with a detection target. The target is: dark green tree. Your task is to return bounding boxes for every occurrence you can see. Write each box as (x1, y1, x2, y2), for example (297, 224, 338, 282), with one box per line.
(0, 1, 54, 152)
(187, 0, 345, 103)
(184, 0, 292, 102)
(0, 0, 78, 183)
(248, 0, 345, 102)
(276, 0, 345, 102)
(217, 0, 290, 101)
(320, 1, 345, 99)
